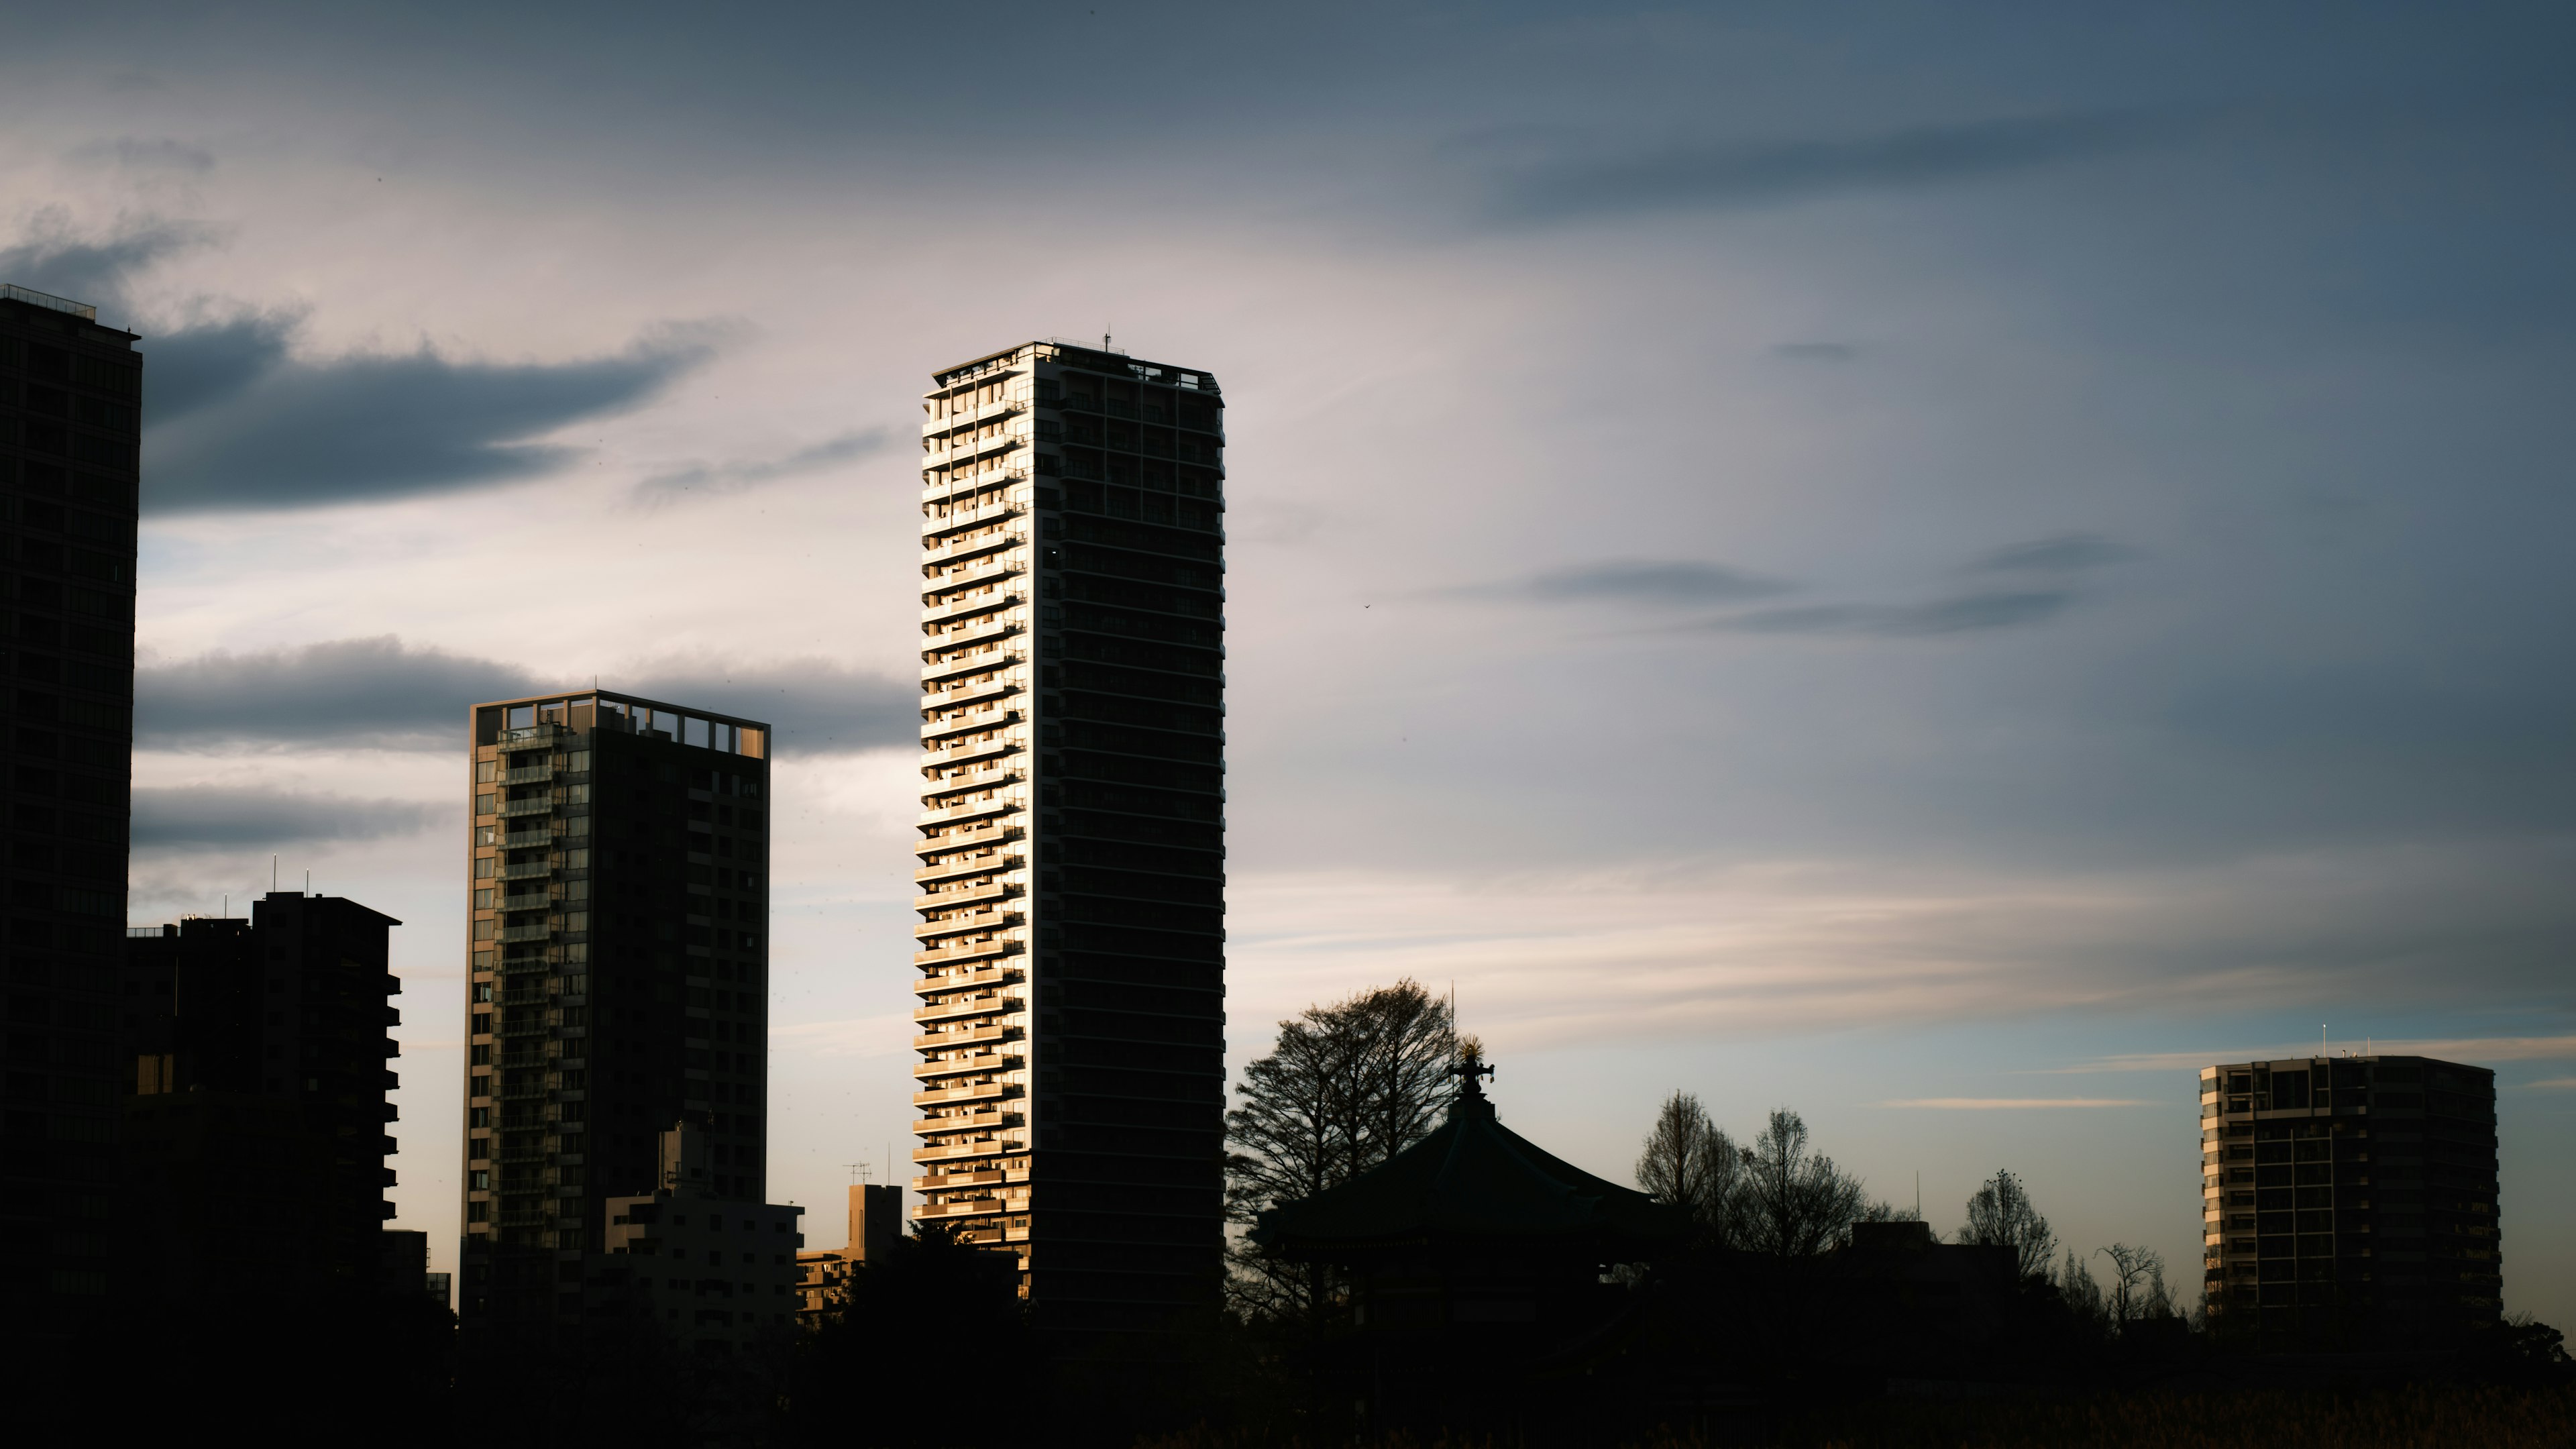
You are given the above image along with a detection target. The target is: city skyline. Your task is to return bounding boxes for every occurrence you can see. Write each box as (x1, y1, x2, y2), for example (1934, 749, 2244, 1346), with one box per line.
(3, 0, 2567, 1336)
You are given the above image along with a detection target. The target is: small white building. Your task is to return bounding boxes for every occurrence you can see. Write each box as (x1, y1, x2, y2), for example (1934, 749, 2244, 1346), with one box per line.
(606, 1122, 804, 1354)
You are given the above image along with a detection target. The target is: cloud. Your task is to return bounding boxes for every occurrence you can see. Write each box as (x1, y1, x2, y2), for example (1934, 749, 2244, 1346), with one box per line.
(2532, 1079, 2576, 1090)
(1880, 1098, 2150, 1110)
(635, 427, 895, 502)
(0, 209, 216, 312)
(144, 324, 718, 511)
(1771, 342, 1858, 362)
(143, 311, 301, 425)
(1723, 590, 2070, 637)
(67, 137, 217, 174)
(1973, 533, 2137, 574)
(136, 636, 916, 756)
(1466, 558, 1794, 607)
(133, 785, 437, 849)
(1489, 111, 2168, 225)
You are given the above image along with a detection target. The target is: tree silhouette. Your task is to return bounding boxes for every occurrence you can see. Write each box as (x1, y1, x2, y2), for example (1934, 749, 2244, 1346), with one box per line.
(1957, 1169, 2058, 1280)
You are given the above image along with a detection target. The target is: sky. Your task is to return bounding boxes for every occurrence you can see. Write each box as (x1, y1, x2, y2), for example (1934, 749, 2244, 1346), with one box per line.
(5, 0, 2572, 1322)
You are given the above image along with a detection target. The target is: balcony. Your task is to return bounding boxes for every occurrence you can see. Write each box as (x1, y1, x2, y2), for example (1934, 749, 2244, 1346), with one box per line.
(914, 822, 1022, 857)
(920, 735, 1016, 771)
(913, 879, 1020, 912)
(502, 921, 553, 943)
(498, 796, 553, 818)
(920, 397, 1024, 441)
(922, 555, 1023, 597)
(921, 614, 1020, 655)
(912, 994, 1022, 1024)
(915, 795, 1018, 830)
(915, 853, 1022, 888)
(920, 464, 1030, 505)
(915, 908, 1020, 944)
(919, 705, 1020, 741)
(502, 858, 553, 881)
(921, 588, 1023, 627)
(504, 763, 554, 785)
(913, 1075, 1013, 1102)
(922, 499, 1024, 545)
(920, 763, 1022, 800)
(914, 1197, 1010, 1220)
(922, 646, 1024, 686)
(912, 1138, 1016, 1163)
(921, 678, 1018, 715)
(922, 529, 1022, 568)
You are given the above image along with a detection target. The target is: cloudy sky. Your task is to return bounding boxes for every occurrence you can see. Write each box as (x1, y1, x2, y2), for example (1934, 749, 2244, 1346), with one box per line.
(9, 1, 2573, 1319)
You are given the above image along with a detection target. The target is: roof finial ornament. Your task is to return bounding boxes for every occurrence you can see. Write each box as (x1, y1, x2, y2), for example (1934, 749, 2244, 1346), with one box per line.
(1450, 1034, 1494, 1102)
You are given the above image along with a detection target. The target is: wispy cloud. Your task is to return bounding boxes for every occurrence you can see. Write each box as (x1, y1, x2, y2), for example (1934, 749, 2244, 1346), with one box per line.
(1771, 341, 1858, 363)
(1488, 111, 2172, 225)
(1972, 533, 2137, 575)
(67, 136, 217, 173)
(2528, 1078, 2576, 1090)
(0, 209, 217, 311)
(136, 635, 917, 756)
(1723, 590, 2071, 637)
(1882, 1097, 2151, 1110)
(1459, 558, 1794, 607)
(635, 427, 895, 502)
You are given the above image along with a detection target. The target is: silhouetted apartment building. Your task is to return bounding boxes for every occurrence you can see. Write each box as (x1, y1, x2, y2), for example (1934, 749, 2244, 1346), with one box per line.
(912, 341, 1227, 1338)
(0, 283, 140, 1336)
(459, 690, 772, 1334)
(119, 896, 404, 1305)
(602, 1122, 803, 1353)
(2202, 1055, 2500, 1341)
(795, 1181, 901, 1326)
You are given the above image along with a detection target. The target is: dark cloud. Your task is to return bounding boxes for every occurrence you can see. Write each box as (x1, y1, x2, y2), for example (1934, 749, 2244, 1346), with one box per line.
(1725, 590, 2071, 637)
(1771, 342, 1858, 362)
(635, 427, 895, 502)
(0, 209, 215, 313)
(132, 786, 435, 849)
(144, 325, 717, 511)
(143, 311, 300, 425)
(1974, 532, 2136, 574)
(137, 636, 916, 756)
(137, 636, 547, 750)
(1490, 111, 2167, 225)
(68, 136, 217, 173)
(1470, 559, 1794, 606)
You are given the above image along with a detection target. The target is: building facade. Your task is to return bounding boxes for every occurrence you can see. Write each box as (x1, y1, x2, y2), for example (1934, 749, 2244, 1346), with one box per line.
(2202, 1054, 2500, 1340)
(0, 283, 140, 1335)
(912, 341, 1228, 1338)
(794, 1181, 901, 1326)
(121, 896, 404, 1305)
(603, 1122, 804, 1352)
(459, 690, 773, 1333)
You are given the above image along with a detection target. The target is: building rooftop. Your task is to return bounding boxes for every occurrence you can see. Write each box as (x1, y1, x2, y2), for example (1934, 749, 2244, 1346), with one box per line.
(929, 338, 1218, 394)
(0, 282, 98, 321)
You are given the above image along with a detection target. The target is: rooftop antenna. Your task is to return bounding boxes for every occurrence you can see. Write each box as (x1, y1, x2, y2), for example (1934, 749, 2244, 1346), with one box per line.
(844, 1160, 867, 1184)
(272, 855, 278, 893)
(305, 869, 311, 897)
(1915, 1171, 1921, 1220)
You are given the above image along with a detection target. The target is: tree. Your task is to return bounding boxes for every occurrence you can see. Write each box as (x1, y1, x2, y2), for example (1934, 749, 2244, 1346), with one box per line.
(2055, 1248, 2110, 1334)
(1634, 1091, 1745, 1246)
(1735, 1110, 1868, 1259)
(1223, 978, 1454, 1318)
(1957, 1169, 2059, 1280)
(2097, 1242, 2169, 1329)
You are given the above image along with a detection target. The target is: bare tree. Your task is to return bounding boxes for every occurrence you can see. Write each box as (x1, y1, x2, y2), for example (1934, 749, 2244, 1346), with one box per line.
(1735, 1110, 1868, 1259)
(1223, 979, 1454, 1318)
(2098, 1242, 2169, 1330)
(1635, 1091, 1744, 1246)
(1957, 1169, 2058, 1280)
(2055, 1248, 2110, 1334)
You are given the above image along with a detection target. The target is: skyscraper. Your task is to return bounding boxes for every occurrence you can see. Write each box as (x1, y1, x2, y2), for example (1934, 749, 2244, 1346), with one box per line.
(122, 894, 404, 1305)
(2202, 1054, 2500, 1342)
(913, 341, 1228, 1338)
(0, 283, 140, 1337)
(459, 690, 773, 1333)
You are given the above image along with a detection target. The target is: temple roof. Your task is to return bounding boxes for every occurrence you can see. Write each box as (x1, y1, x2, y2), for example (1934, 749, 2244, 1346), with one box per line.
(1252, 1068, 1686, 1258)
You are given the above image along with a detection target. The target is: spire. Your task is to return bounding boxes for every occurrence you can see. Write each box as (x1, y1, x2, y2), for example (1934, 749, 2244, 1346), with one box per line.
(1448, 1035, 1495, 1116)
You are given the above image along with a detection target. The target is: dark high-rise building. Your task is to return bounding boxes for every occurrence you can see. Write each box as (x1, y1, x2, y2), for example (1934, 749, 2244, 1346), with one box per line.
(912, 341, 1228, 1340)
(2202, 1054, 2501, 1342)
(458, 690, 773, 1334)
(121, 895, 404, 1304)
(0, 283, 140, 1337)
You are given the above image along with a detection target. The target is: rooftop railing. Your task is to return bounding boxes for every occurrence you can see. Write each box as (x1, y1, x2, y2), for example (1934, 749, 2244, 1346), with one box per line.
(1, 284, 97, 321)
